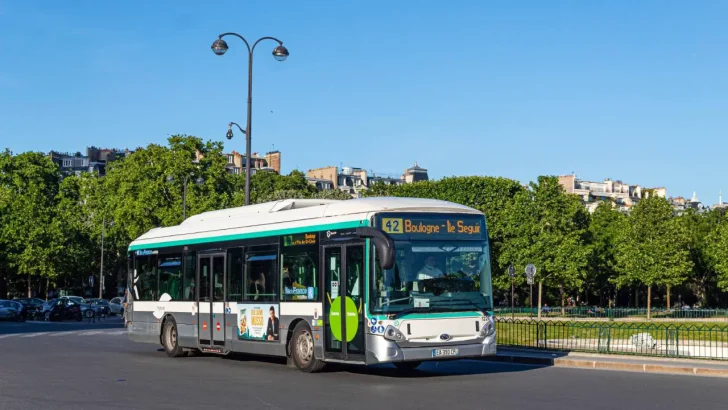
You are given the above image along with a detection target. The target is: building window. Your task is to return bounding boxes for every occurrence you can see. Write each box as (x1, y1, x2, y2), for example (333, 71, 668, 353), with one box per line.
(62, 159, 72, 167)
(227, 155, 234, 164)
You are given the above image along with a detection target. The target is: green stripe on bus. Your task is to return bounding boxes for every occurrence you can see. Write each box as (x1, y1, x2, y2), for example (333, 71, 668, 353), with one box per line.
(128, 220, 369, 251)
(370, 311, 483, 320)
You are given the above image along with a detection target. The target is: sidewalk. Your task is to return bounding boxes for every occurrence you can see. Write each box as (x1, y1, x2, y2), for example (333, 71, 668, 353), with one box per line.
(486, 347, 728, 378)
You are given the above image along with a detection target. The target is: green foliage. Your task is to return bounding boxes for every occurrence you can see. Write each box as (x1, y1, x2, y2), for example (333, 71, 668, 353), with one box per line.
(500, 176, 591, 308)
(0, 151, 63, 296)
(614, 196, 693, 291)
(587, 202, 628, 301)
(2, 137, 727, 307)
(706, 212, 728, 291)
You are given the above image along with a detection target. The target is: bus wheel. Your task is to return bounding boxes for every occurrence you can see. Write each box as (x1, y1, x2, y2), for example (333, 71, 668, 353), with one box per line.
(393, 361, 422, 372)
(291, 322, 325, 373)
(162, 318, 185, 358)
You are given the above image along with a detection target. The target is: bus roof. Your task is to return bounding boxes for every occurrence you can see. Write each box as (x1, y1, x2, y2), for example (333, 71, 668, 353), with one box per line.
(128, 197, 482, 251)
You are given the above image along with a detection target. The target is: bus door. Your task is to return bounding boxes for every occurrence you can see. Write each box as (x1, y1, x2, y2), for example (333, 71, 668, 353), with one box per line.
(323, 243, 366, 361)
(197, 253, 226, 349)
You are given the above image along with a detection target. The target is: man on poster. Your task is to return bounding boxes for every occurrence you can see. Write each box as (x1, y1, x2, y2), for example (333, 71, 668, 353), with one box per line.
(265, 306, 279, 341)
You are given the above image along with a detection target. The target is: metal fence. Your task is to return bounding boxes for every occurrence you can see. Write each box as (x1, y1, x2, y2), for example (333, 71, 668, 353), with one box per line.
(494, 307, 728, 320)
(495, 318, 728, 361)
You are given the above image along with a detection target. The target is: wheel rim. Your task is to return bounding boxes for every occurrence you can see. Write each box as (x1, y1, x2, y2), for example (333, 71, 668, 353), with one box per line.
(169, 325, 177, 349)
(296, 329, 314, 365)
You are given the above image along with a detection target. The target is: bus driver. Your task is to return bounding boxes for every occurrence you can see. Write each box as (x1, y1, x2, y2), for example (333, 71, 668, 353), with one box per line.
(417, 256, 444, 280)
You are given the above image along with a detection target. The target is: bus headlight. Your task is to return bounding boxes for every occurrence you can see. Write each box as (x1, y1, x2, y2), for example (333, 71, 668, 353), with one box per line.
(384, 325, 406, 342)
(480, 316, 495, 337)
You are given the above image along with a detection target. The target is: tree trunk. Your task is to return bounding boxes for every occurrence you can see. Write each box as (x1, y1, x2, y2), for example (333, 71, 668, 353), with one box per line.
(560, 284, 565, 316)
(647, 286, 652, 320)
(0, 274, 7, 299)
(27, 273, 32, 298)
(666, 285, 671, 311)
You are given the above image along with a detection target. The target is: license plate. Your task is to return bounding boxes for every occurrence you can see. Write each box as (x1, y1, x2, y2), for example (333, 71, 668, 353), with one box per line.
(433, 348, 459, 357)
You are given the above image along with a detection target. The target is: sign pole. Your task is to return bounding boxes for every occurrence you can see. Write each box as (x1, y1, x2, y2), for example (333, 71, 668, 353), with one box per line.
(537, 281, 543, 320)
(525, 264, 537, 318)
(530, 283, 533, 312)
(508, 265, 515, 320)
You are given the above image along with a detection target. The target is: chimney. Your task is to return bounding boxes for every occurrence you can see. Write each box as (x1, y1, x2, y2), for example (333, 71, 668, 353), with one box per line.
(265, 151, 281, 174)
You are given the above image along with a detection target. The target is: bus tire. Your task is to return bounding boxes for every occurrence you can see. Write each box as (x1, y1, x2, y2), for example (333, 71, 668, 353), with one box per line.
(162, 317, 185, 358)
(290, 322, 325, 373)
(393, 361, 422, 372)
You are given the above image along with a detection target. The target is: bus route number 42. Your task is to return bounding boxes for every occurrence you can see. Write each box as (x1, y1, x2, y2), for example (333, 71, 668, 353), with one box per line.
(383, 218, 403, 234)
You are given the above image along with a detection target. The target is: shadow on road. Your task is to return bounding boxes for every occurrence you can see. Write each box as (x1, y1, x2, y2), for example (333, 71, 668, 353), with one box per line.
(0, 317, 124, 335)
(207, 351, 543, 378)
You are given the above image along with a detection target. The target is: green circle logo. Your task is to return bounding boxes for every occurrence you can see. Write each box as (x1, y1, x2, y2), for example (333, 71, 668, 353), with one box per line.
(329, 296, 359, 342)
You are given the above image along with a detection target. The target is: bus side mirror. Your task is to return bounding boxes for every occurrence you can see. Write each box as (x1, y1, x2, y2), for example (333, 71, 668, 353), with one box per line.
(355, 227, 395, 270)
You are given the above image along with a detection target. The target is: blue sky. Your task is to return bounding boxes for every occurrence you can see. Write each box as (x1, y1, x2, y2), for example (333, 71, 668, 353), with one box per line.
(1, 0, 726, 203)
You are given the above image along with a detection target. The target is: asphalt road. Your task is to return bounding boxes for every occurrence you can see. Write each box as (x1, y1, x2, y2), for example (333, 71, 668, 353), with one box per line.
(0, 319, 725, 410)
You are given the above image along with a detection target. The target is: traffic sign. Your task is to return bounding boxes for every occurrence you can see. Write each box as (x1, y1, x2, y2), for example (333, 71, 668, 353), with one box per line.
(508, 265, 515, 278)
(525, 264, 536, 285)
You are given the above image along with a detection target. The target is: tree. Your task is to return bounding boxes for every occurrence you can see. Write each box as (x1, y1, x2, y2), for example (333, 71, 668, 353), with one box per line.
(500, 176, 591, 314)
(53, 173, 98, 294)
(587, 201, 628, 307)
(706, 212, 728, 293)
(614, 196, 693, 318)
(0, 151, 63, 297)
(679, 208, 724, 307)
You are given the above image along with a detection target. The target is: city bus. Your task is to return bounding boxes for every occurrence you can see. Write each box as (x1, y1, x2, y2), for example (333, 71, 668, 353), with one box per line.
(126, 197, 495, 372)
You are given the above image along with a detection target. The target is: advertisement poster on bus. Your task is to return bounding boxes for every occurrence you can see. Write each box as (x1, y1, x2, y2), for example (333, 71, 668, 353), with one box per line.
(236, 304, 280, 342)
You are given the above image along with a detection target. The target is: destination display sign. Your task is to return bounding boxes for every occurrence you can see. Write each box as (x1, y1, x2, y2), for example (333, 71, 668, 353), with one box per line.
(375, 213, 486, 241)
(283, 233, 317, 247)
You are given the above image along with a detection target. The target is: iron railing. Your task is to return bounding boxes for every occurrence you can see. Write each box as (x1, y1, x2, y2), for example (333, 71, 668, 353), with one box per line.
(495, 318, 728, 361)
(494, 307, 728, 320)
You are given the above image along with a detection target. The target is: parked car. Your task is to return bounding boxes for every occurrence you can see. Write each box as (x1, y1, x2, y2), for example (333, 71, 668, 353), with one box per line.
(108, 297, 125, 316)
(63, 296, 103, 319)
(14, 298, 45, 320)
(0, 300, 25, 321)
(46, 298, 83, 321)
(85, 299, 111, 316)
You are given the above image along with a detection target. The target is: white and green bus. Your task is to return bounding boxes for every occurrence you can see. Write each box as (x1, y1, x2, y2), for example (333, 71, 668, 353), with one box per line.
(126, 197, 495, 372)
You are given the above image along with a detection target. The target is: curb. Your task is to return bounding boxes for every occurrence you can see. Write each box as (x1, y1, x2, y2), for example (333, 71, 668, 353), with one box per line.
(483, 354, 728, 378)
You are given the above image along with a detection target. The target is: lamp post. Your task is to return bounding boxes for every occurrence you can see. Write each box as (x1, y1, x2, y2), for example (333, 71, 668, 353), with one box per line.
(99, 218, 114, 299)
(167, 175, 205, 220)
(211, 33, 289, 206)
(99, 217, 105, 299)
(226, 121, 247, 175)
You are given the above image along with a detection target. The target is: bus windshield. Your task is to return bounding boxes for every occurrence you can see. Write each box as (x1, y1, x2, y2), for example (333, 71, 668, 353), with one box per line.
(370, 240, 493, 315)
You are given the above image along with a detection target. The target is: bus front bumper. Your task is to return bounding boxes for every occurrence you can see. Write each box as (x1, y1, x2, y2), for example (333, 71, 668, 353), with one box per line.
(365, 333, 497, 364)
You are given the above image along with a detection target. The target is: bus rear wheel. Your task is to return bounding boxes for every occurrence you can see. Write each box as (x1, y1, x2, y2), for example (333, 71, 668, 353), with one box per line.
(291, 322, 325, 373)
(162, 317, 185, 358)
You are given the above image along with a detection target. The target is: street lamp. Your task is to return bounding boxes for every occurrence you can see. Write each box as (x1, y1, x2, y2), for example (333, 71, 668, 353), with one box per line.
(99, 218, 114, 299)
(167, 175, 205, 220)
(211, 33, 289, 206)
